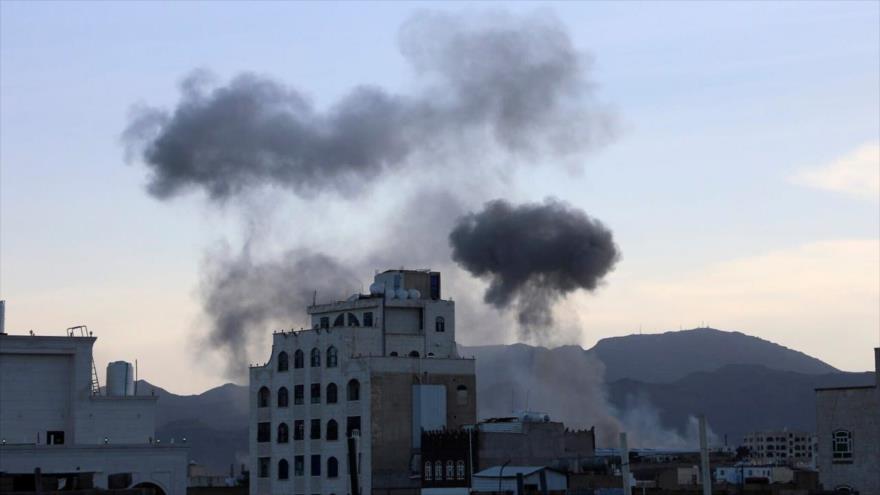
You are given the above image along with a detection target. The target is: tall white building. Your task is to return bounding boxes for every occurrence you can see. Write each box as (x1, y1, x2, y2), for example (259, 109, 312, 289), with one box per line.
(250, 269, 477, 495)
(0, 311, 188, 495)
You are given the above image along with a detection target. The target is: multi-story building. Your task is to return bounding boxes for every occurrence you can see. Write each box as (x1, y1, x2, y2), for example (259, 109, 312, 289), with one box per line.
(249, 269, 477, 495)
(0, 304, 188, 495)
(815, 348, 880, 494)
(477, 413, 595, 471)
(741, 429, 816, 466)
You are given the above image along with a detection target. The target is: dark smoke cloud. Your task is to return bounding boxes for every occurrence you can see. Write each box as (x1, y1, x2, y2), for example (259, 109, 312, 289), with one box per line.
(201, 244, 359, 378)
(124, 12, 613, 201)
(449, 198, 620, 339)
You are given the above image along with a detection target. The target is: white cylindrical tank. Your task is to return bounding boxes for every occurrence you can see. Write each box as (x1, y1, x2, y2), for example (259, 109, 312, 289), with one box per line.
(106, 361, 135, 396)
(369, 282, 384, 295)
(408, 289, 421, 299)
(395, 288, 408, 299)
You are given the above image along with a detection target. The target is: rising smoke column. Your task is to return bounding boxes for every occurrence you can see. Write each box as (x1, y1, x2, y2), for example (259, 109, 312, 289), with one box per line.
(449, 198, 620, 340)
(123, 12, 614, 201)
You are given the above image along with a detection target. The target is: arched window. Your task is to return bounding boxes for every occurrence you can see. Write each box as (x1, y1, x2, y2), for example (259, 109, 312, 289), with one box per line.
(310, 348, 321, 367)
(278, 458, 289, 480)
(456, 460, 465, 480)
(424, 461, 433, 480)
(832, 430, 853, 461)
(294, 349, 304, 369)
(258, 386, 270, 408)
(277, 423, 289, 444)
(434, 461, 443, 480)
(326, 346, 338, 368)
(277, 387, 289, 408)
(435, 316, 445, 332)
(326, 419, 338, 441)
(326, 383, 338, 404)
(456, 385, 468, 406)
(277, 351, 289, 371)
(409, 350, 420, 358)
(327, 456, 339, 478)
(333, 314, 345, 327)
(347, 379, 360, 401)
(347, 313, 360, 327)
(446, 461, 454, 480)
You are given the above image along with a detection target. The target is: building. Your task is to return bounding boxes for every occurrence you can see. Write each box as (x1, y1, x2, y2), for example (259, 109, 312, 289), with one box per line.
(0, 308, 188, 495)
(420, 428, 476, 491)
(471, 466, 566, 495)
(815, 348, 880, 494)
(249, 269, 477, 495)
(477, 413, 595, 471)
(741, 429, 816, 466)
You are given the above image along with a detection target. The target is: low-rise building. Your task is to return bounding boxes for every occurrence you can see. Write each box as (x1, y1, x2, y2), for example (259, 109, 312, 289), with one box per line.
(0, 314, 188, 495)
(741, 429, 816, 466)
(471, 466, 566, 495)
(477, 413, 595, 471)
(815, 348, 880, 494)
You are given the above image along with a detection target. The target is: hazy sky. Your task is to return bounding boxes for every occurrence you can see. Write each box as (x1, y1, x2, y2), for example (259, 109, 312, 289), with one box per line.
(2, 1, 878, 394)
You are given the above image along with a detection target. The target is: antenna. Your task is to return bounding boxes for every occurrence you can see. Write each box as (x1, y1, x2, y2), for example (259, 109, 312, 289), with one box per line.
(312, 290, 317, 306)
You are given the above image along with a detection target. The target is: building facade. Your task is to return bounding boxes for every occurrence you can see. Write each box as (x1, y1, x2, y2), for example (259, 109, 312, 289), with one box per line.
(815, 348, 880, 494)
(249, 269, 477, 495)
(741, 429, 816, 466)
(477, 414, 595, 472)
(0, 325, 188, 495)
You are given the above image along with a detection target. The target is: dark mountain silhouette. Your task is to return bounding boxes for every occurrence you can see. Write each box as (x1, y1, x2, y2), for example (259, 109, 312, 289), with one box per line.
(148, 328, 868, 471)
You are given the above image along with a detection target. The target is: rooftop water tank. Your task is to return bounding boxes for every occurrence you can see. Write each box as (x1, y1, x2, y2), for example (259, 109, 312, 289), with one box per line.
(369, 282, 384, 295)
(395, 288, 409, 299)
(106, 361, 135, 396)
(408, 289, 421, 299)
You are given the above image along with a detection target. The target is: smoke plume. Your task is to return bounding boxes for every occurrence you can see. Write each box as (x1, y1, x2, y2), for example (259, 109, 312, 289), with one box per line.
(450, 198, 620, 339)
(123, 12, 613, 201)
(201, 244, 359, 378)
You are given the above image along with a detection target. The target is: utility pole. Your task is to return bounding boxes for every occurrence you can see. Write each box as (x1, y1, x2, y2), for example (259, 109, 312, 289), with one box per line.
(620, 432, 632, 495)
(699, 415, 711, 495)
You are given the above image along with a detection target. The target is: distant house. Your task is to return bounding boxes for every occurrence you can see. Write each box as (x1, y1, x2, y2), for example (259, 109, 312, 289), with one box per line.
(815, 348, 880, 494)
(740, 429, 816, 467)
(472, 466, 567, 495)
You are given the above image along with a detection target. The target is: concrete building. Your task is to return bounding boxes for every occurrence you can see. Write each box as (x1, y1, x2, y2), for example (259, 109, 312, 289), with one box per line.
(741, 429, 816, 466)
(477, 413, 595, 472)
(815, 348, 880, 494)
(249, 269, 476, 495)
(0, 314, 188, 495)
(471, 466, 566, 495)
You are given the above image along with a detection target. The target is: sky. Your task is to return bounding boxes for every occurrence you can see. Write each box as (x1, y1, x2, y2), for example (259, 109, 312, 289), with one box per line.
(1, 1, 878, 394)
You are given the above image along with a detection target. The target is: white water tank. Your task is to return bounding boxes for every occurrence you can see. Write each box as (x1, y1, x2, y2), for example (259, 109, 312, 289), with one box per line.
(106, 361, 135, 396)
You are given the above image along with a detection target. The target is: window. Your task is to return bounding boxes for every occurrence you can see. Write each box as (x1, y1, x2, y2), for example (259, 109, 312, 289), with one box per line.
(327, 346, 338, 368)
(456, 460, 465, 480)
(277, 422, 289, 443)
(326, 383, 338, 404)
(278, 351, 289, 371)
(446, 461, 454, 479)
(294, 456, 305, 476)
(456, 385, 469, 406)
(327, 419, 339, 441)
(258, 457, 270, 478)
(278, 459, 289, 480)
(435, 316, 445, 332)
(327, 457, 339, 478)
(294, 349, 304, 368)
(46, 431, 64, 445)
(435, 461, 443, 480)
(363, 312, 373, 327)
(320, 317, 329, 329)
(424, 461, 432, 481)
(832, 430, 853, 462)
(310, 348, 321, 367)
(311, 455, 321, 476)
(294, 385, 304, 405)
(258, 387, 270, 408)
(347, 313, 360, 327)
(278, 387, 289, 408)
(333, 314, 345, 327)
(311, 383, 321, 404)
(311, 419, 321, 439)
(257, 422, 271, 443)
(409, 350, 420, 358)
(347, 379, 360, 401)
(390, 351, 398, 357)
(294, 420, 304, 441)
(347, 416, 361, 437)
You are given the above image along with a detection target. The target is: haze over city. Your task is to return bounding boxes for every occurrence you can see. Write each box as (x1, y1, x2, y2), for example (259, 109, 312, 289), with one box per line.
(2, 1, 878, 395)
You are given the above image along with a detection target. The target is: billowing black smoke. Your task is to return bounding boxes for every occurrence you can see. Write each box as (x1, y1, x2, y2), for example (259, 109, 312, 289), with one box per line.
(202, 245, 359, 378)
(123, 12, 613, 201)
(449, 198, 620, 339)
